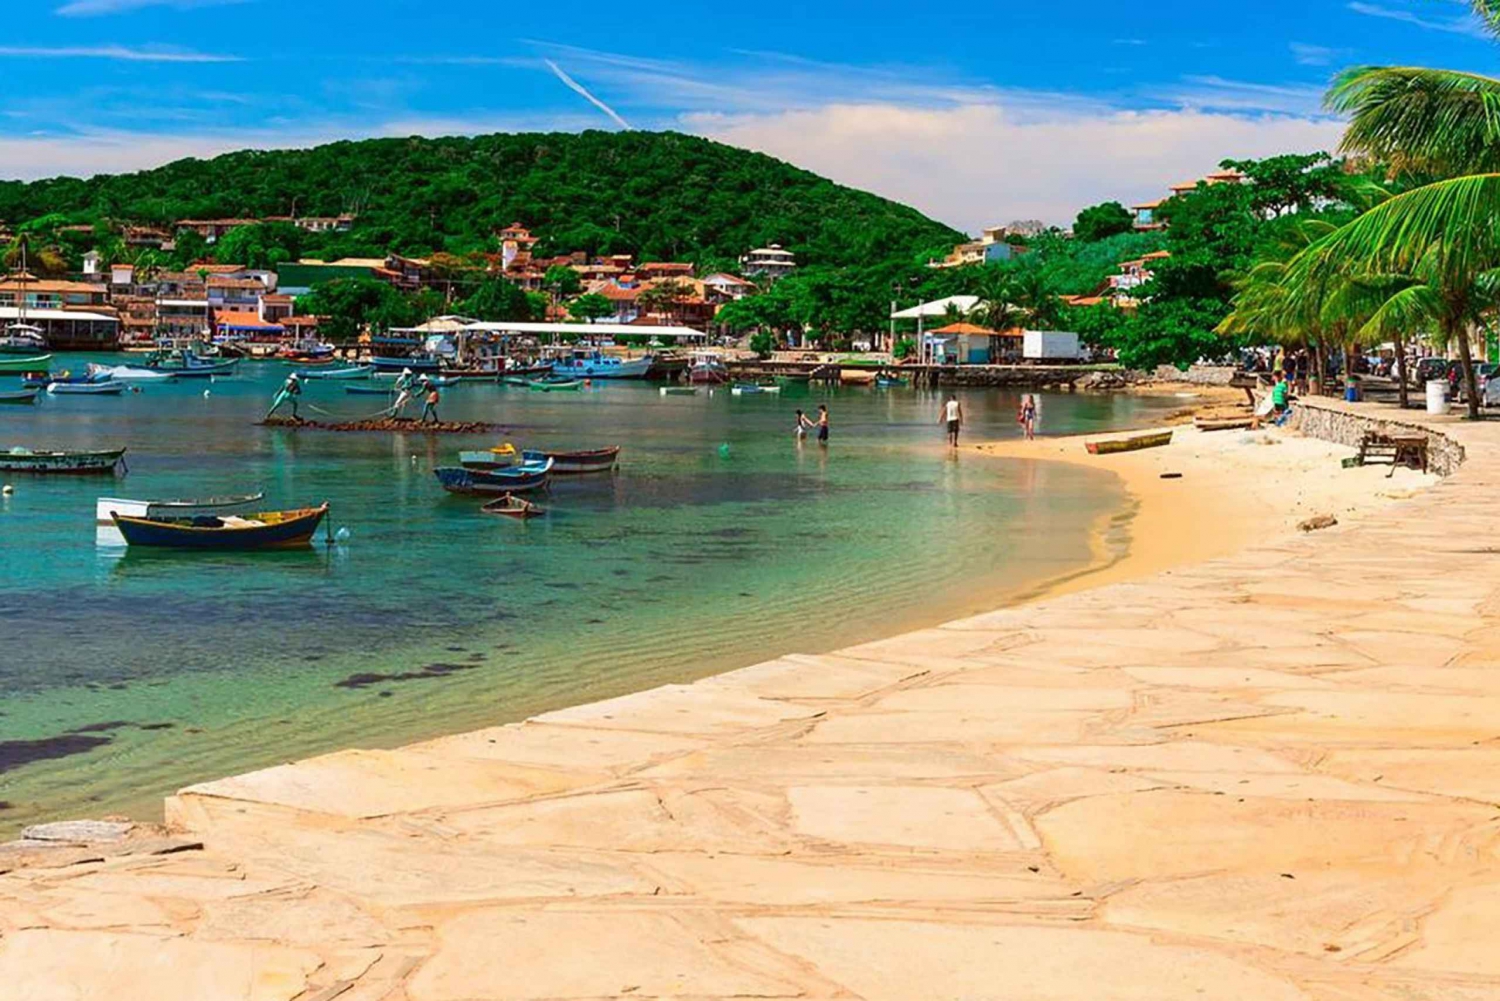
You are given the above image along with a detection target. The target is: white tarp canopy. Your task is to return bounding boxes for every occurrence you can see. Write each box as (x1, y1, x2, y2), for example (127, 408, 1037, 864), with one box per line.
(890, 295, 980, 320)
(459, 321, 709, 340)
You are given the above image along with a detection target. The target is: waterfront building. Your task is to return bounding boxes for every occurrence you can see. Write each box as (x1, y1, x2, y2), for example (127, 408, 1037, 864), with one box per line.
(0, 305, 119, 349)
(175, 218, 258, 243)
(929, 225, 1023, 269)
(739, 244, 797, 281)
(702, 273, 757, 304)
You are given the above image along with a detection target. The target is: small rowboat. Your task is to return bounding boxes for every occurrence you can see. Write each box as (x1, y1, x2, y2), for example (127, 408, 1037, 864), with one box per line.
(481, 493, 546, 519)
(0, 354, 53, 374)
(1084, 430, 1174, 455)
(1193, 416, 1255, 432)
(875, 375, 910, 388)
(88, 364, 176, 383)
(0, 447, 125, 474)
(344, 385, 395, 396)
(111, 503, 329, 550)
(434, 459, 552, 495)
(528, 379, 582, 392)
(96, 493, 266, 525)
(151, 359, 238, 379)
(0, 388, 38, 404)
(502, 376, 533, 387)
(522, 446, 620, 475)
(296, 365, 373, 381)
(659, 386, 697, 396)
(731, 383, 781, 396)
(48, 380, 124, 396)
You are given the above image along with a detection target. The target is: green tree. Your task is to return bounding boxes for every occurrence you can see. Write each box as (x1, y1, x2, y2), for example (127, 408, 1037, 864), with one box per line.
(213, 222, 304, 270)
(544, 264, 582, 297)
(459, 277, 537, 322)
(297, 277, 416, 342)
(1072, 201, 1134, 243)
(569, 292, 614, 323)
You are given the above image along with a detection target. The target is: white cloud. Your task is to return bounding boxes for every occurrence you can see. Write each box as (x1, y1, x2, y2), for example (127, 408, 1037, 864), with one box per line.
(542, 59, 632, 129)
(1289, 42, 1351, 66)
(0, 44, 239, 62)
(1346, 1, 1493, 38)
(685, 103, 1346, 232)
(55, 0, 247, 15)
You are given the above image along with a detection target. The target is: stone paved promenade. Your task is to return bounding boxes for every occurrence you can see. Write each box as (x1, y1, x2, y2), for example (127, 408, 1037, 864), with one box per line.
(3, 403, 1499, 1000)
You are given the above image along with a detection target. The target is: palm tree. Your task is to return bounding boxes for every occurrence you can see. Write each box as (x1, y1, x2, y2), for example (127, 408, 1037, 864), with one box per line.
(1320, 0, 1500, 416)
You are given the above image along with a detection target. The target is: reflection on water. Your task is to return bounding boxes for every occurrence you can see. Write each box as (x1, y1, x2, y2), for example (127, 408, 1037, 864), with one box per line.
(0, 356, 1184, 831)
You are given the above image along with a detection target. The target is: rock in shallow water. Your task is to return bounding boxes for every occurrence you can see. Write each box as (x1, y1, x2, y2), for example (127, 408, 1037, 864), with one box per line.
(20, 819, 134, 843)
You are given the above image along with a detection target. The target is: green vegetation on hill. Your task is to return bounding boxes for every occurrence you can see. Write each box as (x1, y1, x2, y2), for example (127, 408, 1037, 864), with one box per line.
(0, 130, 964, 271)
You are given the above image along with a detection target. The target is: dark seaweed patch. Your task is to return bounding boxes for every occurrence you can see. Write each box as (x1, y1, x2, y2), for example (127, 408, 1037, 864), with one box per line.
(0, 734, 112, 773)
(139, 722, 175, 731)
(302, 654, 324, 662)
(0, 801, 12, 811)
(445, 645, 467, 652)
(335, 662, 478, 690)
(543, 581, 580, 590)
(69, 721, 134, 734)
(467, 652, 487, 661)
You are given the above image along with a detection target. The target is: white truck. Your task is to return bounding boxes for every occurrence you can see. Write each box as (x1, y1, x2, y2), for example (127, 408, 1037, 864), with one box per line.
(1022, 330, 1081, 362)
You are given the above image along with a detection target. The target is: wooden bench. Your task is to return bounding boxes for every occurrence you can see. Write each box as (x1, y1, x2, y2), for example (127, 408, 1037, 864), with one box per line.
(1357, 432, 1429, 474)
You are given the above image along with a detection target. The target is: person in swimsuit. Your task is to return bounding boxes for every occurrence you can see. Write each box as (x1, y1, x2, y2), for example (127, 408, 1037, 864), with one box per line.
(815, 404, 829, 445)
(941, 394, 963, 447)
(794, 408, 810, 440)
(1018, 394, 1038, 440)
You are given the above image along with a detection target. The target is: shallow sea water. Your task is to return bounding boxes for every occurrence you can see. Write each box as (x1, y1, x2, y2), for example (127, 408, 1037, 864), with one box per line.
(0, 357, 1180, 831)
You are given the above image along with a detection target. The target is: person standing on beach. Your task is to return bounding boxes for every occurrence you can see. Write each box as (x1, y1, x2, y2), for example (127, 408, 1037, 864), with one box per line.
(941, 394, 963, 447)
(814, 404, 830, 445)
(1018, 394, 1038, 440)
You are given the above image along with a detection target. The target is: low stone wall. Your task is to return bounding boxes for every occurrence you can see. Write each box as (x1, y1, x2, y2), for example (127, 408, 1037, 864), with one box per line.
(1153, 364, 1238, 386)
(1293, 399, 1467, 476)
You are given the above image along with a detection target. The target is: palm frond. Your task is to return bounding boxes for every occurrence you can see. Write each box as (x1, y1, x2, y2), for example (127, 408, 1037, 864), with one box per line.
(1291, 174, 1500, 292)
(1354, 283, 1440, 342)
(1327, 67, 1500, 176)
(1472, 0, 1500, 38)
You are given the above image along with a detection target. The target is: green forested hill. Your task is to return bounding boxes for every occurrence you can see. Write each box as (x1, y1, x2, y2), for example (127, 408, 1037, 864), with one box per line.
(0, 130, 963, 269)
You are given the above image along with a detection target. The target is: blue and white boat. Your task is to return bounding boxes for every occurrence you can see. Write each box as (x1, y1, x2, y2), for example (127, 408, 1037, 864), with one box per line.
(371, 355, 442, 374)
(434, 457, 552, 495)
(548, 348, 653, 380)
(296, 364, 373, 381)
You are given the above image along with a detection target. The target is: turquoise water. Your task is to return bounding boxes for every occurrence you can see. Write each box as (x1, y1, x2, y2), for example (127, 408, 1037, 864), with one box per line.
(0, 358, 1180, 832)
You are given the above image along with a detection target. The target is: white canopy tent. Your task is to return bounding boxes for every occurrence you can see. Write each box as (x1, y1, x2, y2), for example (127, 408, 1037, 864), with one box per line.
(889, 296, 982, 363)
(459, 321, 710, 343)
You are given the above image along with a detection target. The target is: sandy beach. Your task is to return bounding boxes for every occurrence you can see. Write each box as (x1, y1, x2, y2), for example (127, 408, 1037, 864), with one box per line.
(3, 395, 1496, 1001)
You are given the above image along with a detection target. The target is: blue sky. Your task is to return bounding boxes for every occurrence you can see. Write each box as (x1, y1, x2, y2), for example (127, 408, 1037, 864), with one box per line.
(2, 0, 1497, 229)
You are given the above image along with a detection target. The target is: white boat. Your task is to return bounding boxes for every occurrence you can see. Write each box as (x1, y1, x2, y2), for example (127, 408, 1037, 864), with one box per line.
(96, 493, 266, 526)
(0, 323, 48, 354)
(48, 380, 123, 396)
(88, 364, 177, 383)
(548, 348, 654, 380)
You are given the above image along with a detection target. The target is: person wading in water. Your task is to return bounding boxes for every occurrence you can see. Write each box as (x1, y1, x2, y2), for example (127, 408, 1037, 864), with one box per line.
(940, 394, 963, 447)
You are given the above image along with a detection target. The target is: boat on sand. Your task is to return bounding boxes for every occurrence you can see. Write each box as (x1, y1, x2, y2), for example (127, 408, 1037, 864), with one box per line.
(1084, 430, 1174, 455)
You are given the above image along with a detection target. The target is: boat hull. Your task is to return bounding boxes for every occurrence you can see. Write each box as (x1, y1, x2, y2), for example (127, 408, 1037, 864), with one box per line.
(1084, 430, 1174, 455)
(0, 448, 125, 474)
(371, 356, 442, 374)
(0, 354, 54, 374)
(481, 496, 546, 518)
(434, 462, 551, 495)
(522, 447, 619, 474)
(344, 385, 395, 395)
(297, 365, 372, 381)
(550, 356, 653, 379)
(48, 381, 124, 396)
(528, 380, 581, 392)
(111, 504, 328, 549)
(0, 389, 38, 404)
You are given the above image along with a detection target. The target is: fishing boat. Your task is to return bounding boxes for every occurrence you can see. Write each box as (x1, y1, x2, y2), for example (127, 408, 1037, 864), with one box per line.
(731, 383, 781, 396)
(522, 446, 620, 475)
(659, 386, 698, 396)
(295, 364, 372, 381)
(96, 493, 266, 526)
(0, 354, 54, 374)
(344, 385, 395, 396)
(0, 324, 48, 354)
(1084, 430, 1174, 455)
(1193, 416, 1255, 432)
(0, 388, 39, 405)
(111, 503, 329, 550)
(875, 375, 910, 388)
(547, 348, 653, 380)
(528, 379, 582, 392)
(433, 459, 553, 495)
(48, 380, 124, 396)
(0, 446, 125, 474)
(502, 376, 533, 387)
(87, 364, 177, 383)
(148, 352, 238, 378)
(686, 351, 730, 385)
(481, 493, 546, 519)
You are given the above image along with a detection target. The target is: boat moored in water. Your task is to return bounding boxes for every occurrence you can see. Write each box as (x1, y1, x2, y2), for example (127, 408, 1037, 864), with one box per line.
(96, 493, 267, 526)
(295, 364, 372, 381)
(481, 493, 546, 519)
(111, 503, 329, 550)
(731, 383, 781, 396)
(0, 324, 48, 354)
(434, 458, 553, 495)
(87, 364, 177, 383)
(521, 446, 620, 475)
(0, 354, 54, 374)
(0, 388, 39, 404)
(547, 348, 653, 380)
(48, 380, 124, 396)
(528, 379, 582, 392)
(0, 446, 125, 474)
